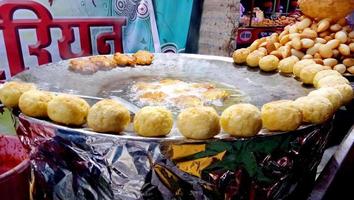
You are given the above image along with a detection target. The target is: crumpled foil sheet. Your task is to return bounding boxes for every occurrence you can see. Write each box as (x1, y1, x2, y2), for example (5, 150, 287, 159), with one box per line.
(16, 113, 332, 200)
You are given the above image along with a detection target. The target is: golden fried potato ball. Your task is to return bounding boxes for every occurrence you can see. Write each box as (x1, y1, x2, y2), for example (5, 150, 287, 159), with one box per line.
(134, 106, 173, 137)
(278, 56, 299, 73)
(348, 66, 354, 74)
(317, 75, 350, 88)
(233, 48, 251, 64)
(19, 90, 54, 118)
(333, 64, 346, 74)
(177, 106, 220, 139)
(313, 70, 341, 88)
(69, 59, 99, 74)
(220, 104, 262, 137)
(246, 50, 265, 67)
(261, 100, 302, 132)
(293, 59, 316, 77)
(330, 84, 353, 104)
(258, 47, 268, 55)
(133, 50, 154, 65)
(113, 53, 136, 66)
(47, 94, 90, 126)
(87, 99, 130, 133)
(309, 87, 343, 110)
(0, 81, 36, 108)
(259, 55, 280, 72)
(294, 96, 333, 124)
(299, 64, 325, 84)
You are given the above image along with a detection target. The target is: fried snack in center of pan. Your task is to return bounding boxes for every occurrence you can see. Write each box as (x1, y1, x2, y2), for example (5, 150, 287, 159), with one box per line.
(47, 94, 90, 126)
(89, 55, 116, 70)
(133, 50, 154, 65)
(69, 59, 99, 74)
(113, 53, 136, 66)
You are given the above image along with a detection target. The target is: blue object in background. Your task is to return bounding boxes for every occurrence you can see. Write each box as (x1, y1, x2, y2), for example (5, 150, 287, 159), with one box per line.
(153, 0, 194, 53)
(112, 0, 157, 52)
(112, 0, 197, 53)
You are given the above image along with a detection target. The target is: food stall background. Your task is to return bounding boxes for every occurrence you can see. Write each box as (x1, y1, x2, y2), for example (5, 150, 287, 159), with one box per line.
(236, 0, 299, 48)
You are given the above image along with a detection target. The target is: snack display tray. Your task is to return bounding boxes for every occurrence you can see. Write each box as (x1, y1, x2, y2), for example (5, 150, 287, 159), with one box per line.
(13, 53, 316, 140)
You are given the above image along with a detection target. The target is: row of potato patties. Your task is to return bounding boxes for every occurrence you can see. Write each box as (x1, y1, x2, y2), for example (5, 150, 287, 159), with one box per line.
(231, 15, 353, 134)
(0, 80, 352, 140)
(68, 50, 154, 74)
(0, 81, 169, 136)
(0, 81, 129, 130)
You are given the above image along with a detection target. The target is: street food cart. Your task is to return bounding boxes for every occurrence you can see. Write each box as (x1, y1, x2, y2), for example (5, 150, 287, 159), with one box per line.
(0, 0, 354, 199)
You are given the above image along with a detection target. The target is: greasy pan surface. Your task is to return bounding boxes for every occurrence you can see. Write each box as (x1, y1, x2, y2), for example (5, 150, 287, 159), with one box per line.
(13, 53, 315, 139)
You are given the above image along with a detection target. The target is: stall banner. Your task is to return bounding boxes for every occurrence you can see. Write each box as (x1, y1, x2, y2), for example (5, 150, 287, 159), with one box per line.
(0, 0, 194, 78)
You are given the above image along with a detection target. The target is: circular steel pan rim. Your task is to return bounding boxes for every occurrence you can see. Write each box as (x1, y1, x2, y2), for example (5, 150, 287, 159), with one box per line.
(12, 53, 324, 141)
